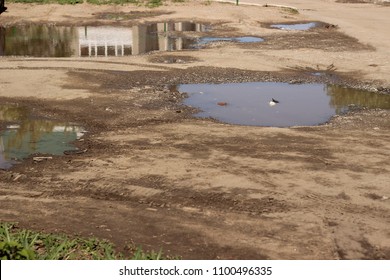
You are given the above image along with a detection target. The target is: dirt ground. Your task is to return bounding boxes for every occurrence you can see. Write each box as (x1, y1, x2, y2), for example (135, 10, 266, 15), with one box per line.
(0, 1, 389, 259)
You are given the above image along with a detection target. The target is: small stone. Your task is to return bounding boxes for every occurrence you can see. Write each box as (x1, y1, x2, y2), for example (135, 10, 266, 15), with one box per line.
(33, 156, 53, 162)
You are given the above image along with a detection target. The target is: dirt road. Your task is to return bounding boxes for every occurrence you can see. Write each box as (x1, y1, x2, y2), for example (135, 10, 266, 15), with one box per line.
(0, 1, 389, 259)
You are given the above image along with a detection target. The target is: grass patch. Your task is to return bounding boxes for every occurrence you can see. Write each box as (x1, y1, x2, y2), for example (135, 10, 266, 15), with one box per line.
(0, 223, 175, 260)
(281, 7, 299, 15)
(263, 4, 299, 15)
(145, 0, 163, 7)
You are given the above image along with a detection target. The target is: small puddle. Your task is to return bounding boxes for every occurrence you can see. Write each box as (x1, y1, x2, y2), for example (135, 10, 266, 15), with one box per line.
(311, 72, 325, 76)
(178, 82, 390, 127)
(271, 22, 319, 30)
(0, 22, 263, 57)
(194, 36, 264, 47)
(0, 105, 85, 169)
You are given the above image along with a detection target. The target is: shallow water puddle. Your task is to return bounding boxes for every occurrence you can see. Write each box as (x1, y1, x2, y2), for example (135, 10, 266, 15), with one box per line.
(0, 22, 208, 57)
(179, 82, 390, 127)
(0, 22, 263, 57)
(194, 36, 264, 47)
(1, 22, 261, 57)
(0, 105, 85, 169)
(271, 22, 319, 30)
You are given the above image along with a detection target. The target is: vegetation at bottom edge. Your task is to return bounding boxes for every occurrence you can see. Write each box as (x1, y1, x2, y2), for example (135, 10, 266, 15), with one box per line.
(0, 222, 177, 260)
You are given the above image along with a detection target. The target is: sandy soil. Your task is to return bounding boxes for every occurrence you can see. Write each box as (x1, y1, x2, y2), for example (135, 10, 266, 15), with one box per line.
(0, 1, 389, 259)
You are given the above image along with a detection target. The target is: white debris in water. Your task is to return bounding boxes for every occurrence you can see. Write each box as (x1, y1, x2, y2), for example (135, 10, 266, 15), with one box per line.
(6, 124, 20, 129)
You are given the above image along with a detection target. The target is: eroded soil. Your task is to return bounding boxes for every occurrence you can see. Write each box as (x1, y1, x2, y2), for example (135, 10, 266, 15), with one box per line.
(0, 1, 389, 259)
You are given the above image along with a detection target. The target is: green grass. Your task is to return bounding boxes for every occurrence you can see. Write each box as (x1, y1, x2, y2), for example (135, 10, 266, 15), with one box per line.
(0, 223, 175, 260)
(146, 0, 162, 7)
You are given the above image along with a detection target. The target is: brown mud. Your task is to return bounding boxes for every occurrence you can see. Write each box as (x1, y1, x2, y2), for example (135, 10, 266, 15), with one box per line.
(0, 1, 389, 259)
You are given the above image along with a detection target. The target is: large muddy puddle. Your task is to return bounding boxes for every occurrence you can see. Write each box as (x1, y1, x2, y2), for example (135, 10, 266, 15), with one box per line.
(0, 105, 85, 169)
(0, 22, 209, 57)
(0, 22, 261, 57)
(178, 82, 390, 127)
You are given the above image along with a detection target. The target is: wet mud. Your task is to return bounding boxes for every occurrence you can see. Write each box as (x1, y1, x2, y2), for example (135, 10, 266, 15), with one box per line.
(0, 2, 389, 260)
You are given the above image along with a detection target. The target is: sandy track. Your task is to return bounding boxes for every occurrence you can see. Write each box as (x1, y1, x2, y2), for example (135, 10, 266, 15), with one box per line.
(0, 1, 389, 259)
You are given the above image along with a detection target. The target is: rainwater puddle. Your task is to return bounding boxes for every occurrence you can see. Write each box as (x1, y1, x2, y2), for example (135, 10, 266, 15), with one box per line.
(194, 36, 264, 47)
(271, 22, 319, 30)
(0, 105, 85, 169)
(0, 22, 248, 57)
(179, 82, 390, 127)
(0, 22, 262, 57)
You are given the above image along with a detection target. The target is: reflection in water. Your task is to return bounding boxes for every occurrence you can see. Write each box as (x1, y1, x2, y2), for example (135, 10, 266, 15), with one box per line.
(179, 82, 390, 127)
(131, 22, 204, 55)
(0, 26, 5, 56)
(0, 105, 84, 169)
(0, 24, 77, 57)
(195, 36, 264, 47)
(327, 85, 390, 113)
(78, 26, 133, 57)
(271, 22, 319, 30)
(0, 22, 212, 57)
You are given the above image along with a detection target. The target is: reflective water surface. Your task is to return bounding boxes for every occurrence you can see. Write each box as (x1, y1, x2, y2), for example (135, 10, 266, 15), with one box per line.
(196, 36, 264, 46)
(179, 82, 390, 127)
(271, 22, 319, 30)
(0, 105, 85, 169)
(0, 22, 265, 57)
(0, 22, 215, 57)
